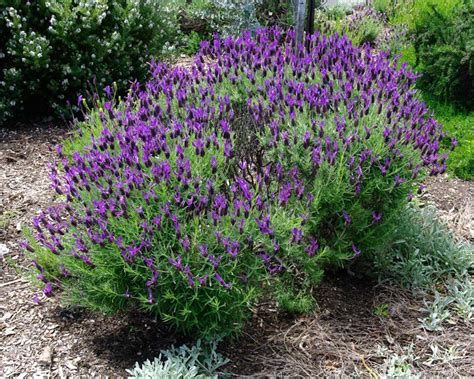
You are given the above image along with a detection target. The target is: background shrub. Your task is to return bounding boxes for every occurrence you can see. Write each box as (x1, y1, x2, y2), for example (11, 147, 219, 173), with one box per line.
(25, 29, 449, 338)
(426, 98, 474, 179)
(177, 0, 261, 40)
(411, 1, 473, 108)
(256, 0, 294, 28)
(0, 0, 181, 125)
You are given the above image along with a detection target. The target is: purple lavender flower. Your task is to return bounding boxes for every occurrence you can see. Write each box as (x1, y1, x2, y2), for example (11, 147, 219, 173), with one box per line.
(291, 228, 303, 243)
(305, 237, 319, 257)
(198, 274, 208, 287)
(20, 240, 35, 253)
(147, 287, 154, 304)
(180, 235, 190, 251)
(227, 241, 240, 258)
(279, 182, 292, 206)
(371, 212, 383, 224)
(255, 215, 273, 236)
(198, 244, 208, 257)
(352, 244, 361, 257)
(168, 255, 183, 271)
(184, 265, 195, 287)
(33, 293, 41, 305)
(394, 175, 406, 187)
(59, 264, 71, 277)
(208, 255, 221, 269)
(214, 272, 231, 289)
(342, 210, 352, 226)
(43, 282, 53, 297)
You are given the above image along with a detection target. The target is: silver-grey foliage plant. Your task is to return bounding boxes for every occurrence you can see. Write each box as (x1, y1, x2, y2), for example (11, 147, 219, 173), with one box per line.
(127, 340, 229, 379)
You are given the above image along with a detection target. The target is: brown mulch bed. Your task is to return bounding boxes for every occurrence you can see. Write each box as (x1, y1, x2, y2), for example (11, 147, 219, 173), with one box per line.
(1, 124, 473, 377)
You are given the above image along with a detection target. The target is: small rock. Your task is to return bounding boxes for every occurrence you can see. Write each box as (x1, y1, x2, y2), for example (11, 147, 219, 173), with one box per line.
(38, 346, 53, 366)
(385, 335, 395, 345)
(0, 243, 10, 258)
(65, 361, 78, 370)
(0, 311, 13, 322)
(4, 327, 16, 336)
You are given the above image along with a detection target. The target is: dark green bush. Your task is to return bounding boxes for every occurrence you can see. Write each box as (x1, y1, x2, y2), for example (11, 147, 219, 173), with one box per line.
(256, 0, 293, 28)
(412, 1, 474, 108)
(0, 0, 180, 125)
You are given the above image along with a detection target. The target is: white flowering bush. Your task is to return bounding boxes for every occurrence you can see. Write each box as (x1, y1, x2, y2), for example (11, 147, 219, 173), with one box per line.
(0, 0, 181, 125)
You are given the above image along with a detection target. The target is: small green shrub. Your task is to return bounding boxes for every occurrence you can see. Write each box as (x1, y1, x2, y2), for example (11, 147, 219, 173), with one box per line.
(0, 0, 181, 125)
(313, 6, 347, 36)
(315, 7, 390, 49)
(383, 0, 474, 108)
(183, 31, 207, 55)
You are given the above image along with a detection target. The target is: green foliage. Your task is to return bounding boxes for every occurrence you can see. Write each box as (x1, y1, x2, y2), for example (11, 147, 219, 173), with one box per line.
(424, 97, 474, 179)
(274, 276, 316, 314)
(0, 0, 181, 125)
(372, 0, 391, 14)
(398, 44, 417, 67)
(351, 15, 383, 46)
(313, 6, 347, 35)
(127, 339, 229, 379)
(383, 348, 418, 378)
(382, 0, 474, 108)
(389, 0, 465, 30)
(413, 1, 474, 108)
(183, 31, 207, 55)
(315, 7, 386, 48)
(374, 303, 389, 318)
(256, 0, 294, 28)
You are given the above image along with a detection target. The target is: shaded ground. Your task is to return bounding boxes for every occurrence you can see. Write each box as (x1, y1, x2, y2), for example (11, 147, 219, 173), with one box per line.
(1, 124, 472, 377)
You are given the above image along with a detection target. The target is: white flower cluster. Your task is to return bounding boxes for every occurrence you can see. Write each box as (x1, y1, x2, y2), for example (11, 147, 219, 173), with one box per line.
(0, 0, 181, 125)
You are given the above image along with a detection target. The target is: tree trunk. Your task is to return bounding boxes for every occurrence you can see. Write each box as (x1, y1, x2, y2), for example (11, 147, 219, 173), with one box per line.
(294, 0, 307, 48)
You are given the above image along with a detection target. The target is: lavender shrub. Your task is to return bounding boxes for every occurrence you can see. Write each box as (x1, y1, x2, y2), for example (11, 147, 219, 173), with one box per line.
(23, 28, 452, 338)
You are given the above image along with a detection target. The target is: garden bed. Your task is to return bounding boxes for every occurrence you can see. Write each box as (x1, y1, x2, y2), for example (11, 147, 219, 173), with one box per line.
(1, 123, 472, 377)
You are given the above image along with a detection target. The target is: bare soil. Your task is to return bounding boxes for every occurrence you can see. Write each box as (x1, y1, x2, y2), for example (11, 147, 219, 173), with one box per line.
(1, 124, 472, 377)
